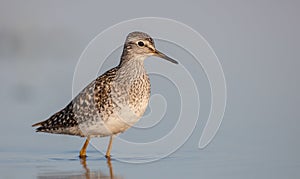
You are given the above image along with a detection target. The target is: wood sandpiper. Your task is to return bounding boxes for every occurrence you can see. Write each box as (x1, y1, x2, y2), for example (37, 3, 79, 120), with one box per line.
(32, 31, 178, 158)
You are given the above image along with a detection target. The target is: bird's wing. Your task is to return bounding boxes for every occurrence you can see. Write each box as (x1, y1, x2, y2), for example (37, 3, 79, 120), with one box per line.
(32, 67, 118, 135)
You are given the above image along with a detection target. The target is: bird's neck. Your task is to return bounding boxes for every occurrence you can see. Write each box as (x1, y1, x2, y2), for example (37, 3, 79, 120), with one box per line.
(117, 55, 147, 80)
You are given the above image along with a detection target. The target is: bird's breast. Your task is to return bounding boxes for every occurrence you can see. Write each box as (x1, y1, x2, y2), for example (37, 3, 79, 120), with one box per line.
(128, 73, 150, 117)
(97, 74, 150, 135)
(112, 73, 150, 119)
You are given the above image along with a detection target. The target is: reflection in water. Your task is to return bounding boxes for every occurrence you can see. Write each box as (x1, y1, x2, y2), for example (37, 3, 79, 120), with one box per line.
(37, 157, 123, 179)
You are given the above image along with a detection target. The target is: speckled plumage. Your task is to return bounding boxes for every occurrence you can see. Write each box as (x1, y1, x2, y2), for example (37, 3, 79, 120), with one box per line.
(32, 31, 178, 157)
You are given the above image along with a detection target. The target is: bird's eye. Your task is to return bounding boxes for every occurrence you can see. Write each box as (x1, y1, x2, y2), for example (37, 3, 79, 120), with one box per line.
(137, 41, 144, 47)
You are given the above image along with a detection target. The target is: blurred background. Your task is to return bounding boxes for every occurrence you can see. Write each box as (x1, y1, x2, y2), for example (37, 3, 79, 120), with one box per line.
(0, 0, 299, 178)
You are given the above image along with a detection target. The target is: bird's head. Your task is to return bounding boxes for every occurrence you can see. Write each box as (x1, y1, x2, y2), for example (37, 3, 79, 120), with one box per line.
(122, 31, 178, 64)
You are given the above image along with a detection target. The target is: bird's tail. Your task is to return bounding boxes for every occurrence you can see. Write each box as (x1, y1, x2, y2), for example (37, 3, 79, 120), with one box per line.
(32, 120, 48, 132)
(32, 121, 43, 127)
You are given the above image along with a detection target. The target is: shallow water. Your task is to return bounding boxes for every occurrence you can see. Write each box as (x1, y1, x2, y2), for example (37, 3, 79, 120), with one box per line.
(0, 136, 298, 179)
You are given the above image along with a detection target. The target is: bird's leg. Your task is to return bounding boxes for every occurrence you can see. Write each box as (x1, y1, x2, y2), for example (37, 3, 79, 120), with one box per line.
(106, 157, 114, 178)
(105, 135, 114, 158)
(79, 137, 90, 158)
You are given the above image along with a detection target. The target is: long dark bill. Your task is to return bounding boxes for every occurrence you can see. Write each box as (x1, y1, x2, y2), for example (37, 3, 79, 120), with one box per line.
(154, 50, 178, 64)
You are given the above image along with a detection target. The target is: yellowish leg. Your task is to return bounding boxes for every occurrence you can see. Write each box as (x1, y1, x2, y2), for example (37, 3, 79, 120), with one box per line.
(79, 137, 90, 158)
(106, 157, 114, 178)
(105, 136, 113, 158)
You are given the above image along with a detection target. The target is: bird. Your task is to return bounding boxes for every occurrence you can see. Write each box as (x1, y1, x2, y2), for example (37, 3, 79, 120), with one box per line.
(32, 31, 178, 158)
